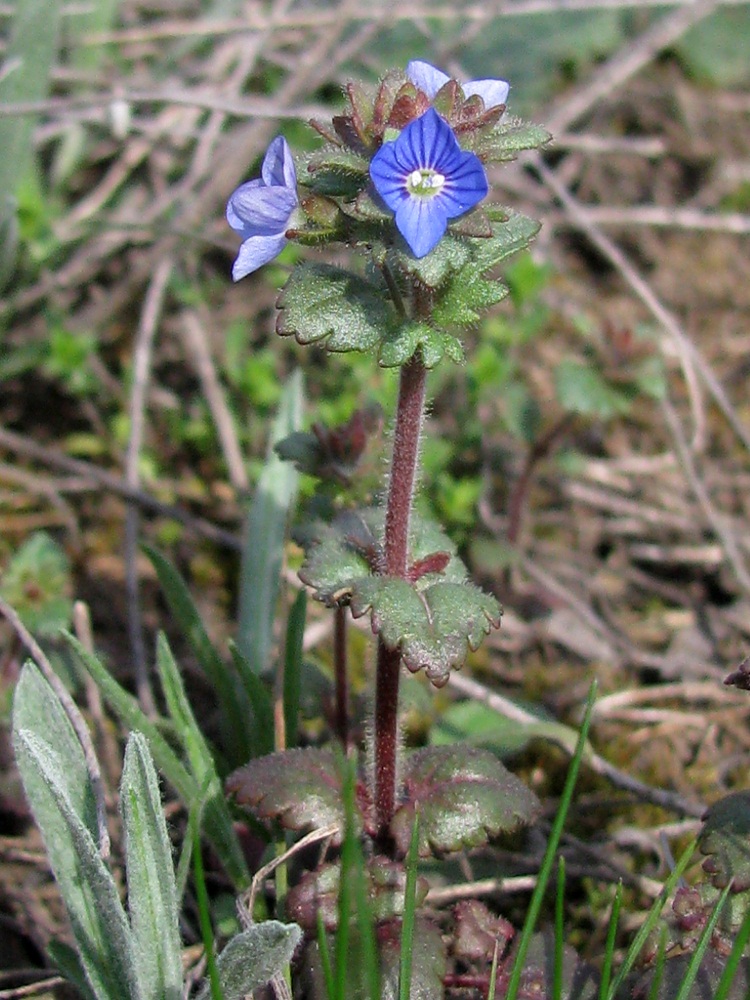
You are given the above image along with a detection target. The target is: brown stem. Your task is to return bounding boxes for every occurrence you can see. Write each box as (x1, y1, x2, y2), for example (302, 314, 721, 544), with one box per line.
(333, 604, 349, 749)
(374, 354, 428, 835)
(506, 414, 575, 547)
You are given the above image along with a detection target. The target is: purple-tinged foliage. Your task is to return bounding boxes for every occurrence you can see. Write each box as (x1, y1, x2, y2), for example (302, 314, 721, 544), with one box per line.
(369, 108, 488, 257)
(407, 58, 510, 109)
(226, 136, 298, 280)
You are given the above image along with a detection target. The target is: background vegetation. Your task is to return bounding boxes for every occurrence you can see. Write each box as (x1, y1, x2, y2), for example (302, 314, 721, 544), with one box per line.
(1, 0, 750, 994)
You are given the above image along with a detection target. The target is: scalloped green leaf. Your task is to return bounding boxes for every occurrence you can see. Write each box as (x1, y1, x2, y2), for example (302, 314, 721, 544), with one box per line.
(351, 576, 501, 685)
(276, 263, 393, 353)
(226, 747, 352, 843)
(304, 147, 370, 198)
(432, 268, 509, 327)
(299, 508, 498, 684)
(378, 916, 446, 1000)
(378, 321, 464, 368)
(699, 791, 750, 891)
(298, 509, 379, 606)
(287, 857, 429, 931)
(390, 746, 540, 857)
(470, 207, 542, 272)
(476, 117, 552, 161)
(389, 235, 471, 289)
(299, 508, 466, 606)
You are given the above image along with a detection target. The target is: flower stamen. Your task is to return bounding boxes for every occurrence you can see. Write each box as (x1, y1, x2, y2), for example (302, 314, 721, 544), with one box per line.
(407, 169, 446, 197)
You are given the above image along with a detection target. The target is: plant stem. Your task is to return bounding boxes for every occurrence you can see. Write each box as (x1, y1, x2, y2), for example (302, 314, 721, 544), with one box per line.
(374, 354, 427, 835)
(333, 604, 349, 749)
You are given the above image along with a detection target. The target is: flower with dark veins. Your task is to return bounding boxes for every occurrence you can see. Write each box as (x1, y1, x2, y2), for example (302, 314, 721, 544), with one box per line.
(226, 136, 299, 281)
(369, 107, 488, 258)
(407, 59, 510, 110)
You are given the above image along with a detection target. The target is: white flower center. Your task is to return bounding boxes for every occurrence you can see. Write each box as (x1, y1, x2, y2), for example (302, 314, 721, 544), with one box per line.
(406, 168, 446, 198)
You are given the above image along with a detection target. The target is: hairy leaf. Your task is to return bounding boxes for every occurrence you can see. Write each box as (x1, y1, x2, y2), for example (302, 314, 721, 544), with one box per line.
(352, 576, 501, 686)
(453, 899, 515, 963)
(470, 207, 542, 272)
(67, 636, 249, 888)
(378, 917, 446, 1000)
(120, 733, 182, 1000)
(277, 263, 392, 353)
(304, 147, 370, 197)
(287, 857, 429, 931)
(378, 321, 464, 368)
(390, 745, 540, 857)
(196, 921, 302, 1000)
(475, 117, 552, 161)
(226, 747, 353, 842)
(12, 681, 143, 998)
(390, 235, 471, 289)
(432, 268, 508, 327)
(300, 508, 498, 684)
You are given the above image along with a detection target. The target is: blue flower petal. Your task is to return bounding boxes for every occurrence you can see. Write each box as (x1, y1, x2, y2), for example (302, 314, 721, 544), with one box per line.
(395, 194, 448, 258)
(226, 135, 299, 280)
(369, 108, 489, 258)
(406, 60, 509, 110)
(463, 78, 510, 107)
(227, 183, 298, 237)
(405, 60, 450, 99)
(232, 232, 289, 281)
(261, 135, 297, 189)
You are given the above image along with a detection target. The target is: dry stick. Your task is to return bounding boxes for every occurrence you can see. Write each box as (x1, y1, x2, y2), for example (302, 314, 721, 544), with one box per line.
(0, 426, 241, 551)
(180, 311, 249, 493)
(447, 671, 705, 818)
(76, 0, 746, 45)
(124, 258, 173, 716)
(541, 0, 720, 137)
(0, 595, 111, 857)
(535, 161, 750, 589)
(660, 394, 750, 595)
(0, 91, 330, 120)
(548, 204, 750, 234)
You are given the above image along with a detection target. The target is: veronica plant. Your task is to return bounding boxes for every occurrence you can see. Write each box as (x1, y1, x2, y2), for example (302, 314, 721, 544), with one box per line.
(225, 62, 551, 991)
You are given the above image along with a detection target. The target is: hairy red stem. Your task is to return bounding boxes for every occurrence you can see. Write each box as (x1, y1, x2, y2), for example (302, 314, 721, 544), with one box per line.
(333, 604, 349, 749)
(374, 355, 427, 835)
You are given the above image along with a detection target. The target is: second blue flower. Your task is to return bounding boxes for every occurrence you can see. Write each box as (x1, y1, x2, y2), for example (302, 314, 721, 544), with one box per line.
(369, 107, 488, 259)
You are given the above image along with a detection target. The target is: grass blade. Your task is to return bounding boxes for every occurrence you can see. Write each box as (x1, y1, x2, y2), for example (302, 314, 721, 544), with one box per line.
(673, 883, 731, 1000)
(599, 881, 623, 1000)
(284, 589, 307, 749)
(237, 370, 303, 677)
(505, 682, 597, 1000)
(607, 839, 697, 999)
(144, 544, 253, 766)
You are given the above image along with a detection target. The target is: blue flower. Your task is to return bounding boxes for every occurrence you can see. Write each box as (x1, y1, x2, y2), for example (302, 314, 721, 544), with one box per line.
(226, 136, 299, 281)
(407, 59, 509, 110)
(369, 107, 488, 258)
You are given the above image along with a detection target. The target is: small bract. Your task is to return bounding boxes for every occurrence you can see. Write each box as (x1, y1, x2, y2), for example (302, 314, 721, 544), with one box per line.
(369, 108, 488, 258)
(407, 59, 510, 110)
(226, 136, 299, 281)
